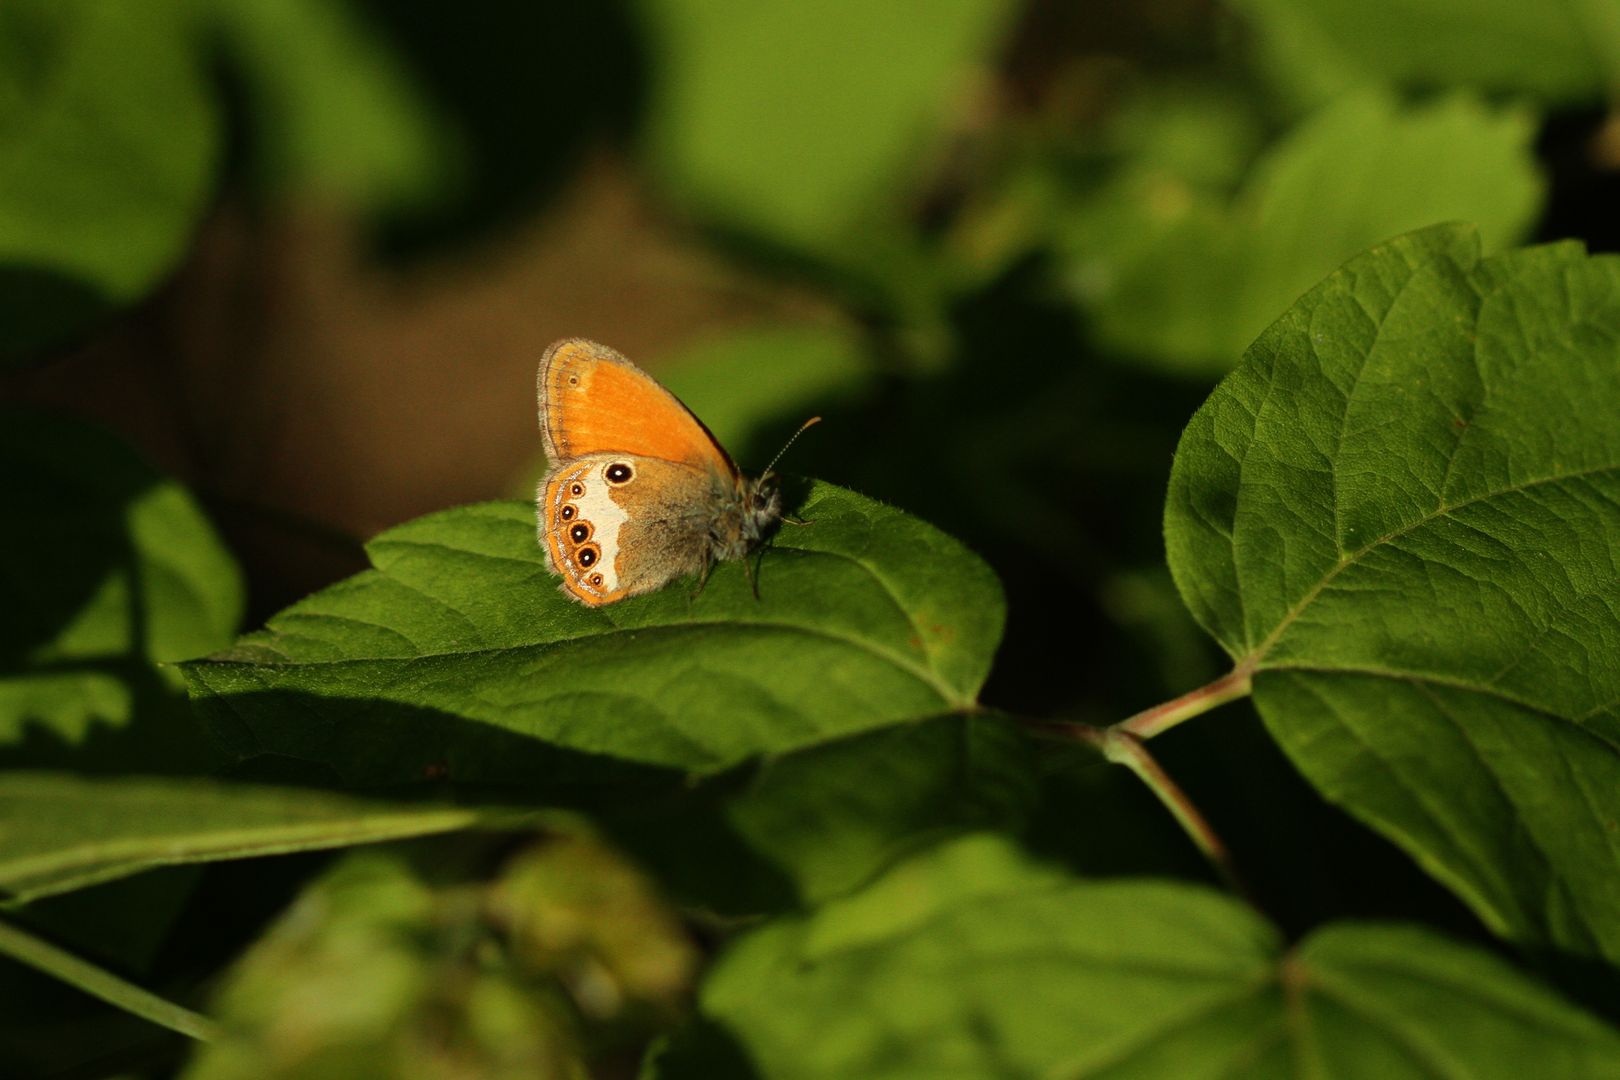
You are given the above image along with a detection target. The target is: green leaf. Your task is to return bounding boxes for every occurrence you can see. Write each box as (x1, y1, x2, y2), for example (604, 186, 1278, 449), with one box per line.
(1165, 225, 1620, 966)
(1065, 90, 1543, 374)
(1235, 0, 1620, 109)
(0, 0, 219, 360)
(183, 483, 1003, 785)
(206, 0, 457, 214)
(654, 835, 1620, 1079)
(0, 773, 501, 903)
(1, 410, 244, 772)
(640, 0, 1011, 263)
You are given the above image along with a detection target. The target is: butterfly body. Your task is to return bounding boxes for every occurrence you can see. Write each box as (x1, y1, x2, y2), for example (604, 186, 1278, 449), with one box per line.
(535, 339, 782, 606)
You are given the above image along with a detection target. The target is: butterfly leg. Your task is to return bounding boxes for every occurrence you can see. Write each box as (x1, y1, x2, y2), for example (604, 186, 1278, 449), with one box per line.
(688, 553, 714, 604)
(781, 514, 813, 526)
(743, 549, 764, 600)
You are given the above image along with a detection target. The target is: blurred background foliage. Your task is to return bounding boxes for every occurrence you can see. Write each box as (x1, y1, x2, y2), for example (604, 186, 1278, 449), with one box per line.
(2, 0, 1618, 1074)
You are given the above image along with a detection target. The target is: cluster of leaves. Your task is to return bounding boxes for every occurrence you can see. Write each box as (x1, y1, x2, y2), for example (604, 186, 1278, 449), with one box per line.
(5, 1, 1620, 1078)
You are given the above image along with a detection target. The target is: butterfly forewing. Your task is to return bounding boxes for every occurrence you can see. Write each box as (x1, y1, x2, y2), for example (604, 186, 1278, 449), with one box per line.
(538, 338, 737, 475)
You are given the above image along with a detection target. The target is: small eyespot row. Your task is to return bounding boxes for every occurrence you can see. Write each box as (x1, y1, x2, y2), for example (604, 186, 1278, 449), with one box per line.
(605, 462, 633, 484)
(569, 522, 591, 543)
(577, 544, 600, 568)
(589, 573, 604, 587)
(569, 482, 584, 497)
(560, 503, 576, 521)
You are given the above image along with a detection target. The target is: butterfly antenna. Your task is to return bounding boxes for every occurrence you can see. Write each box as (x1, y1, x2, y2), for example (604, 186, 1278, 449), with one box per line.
(762, 416, 822, 475)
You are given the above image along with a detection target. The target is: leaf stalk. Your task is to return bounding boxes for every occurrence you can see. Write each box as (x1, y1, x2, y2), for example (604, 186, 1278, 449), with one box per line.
(1096, 727, 1253, 902)
(1018, 663, 1260, 902)
(1114, 663, 1253, 740)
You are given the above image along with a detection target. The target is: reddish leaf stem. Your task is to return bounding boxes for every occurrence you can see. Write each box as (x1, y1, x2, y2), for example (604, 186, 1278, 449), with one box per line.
(1103, 729, 1253, 901)
(1022, 720, 1252, 902)
(1020, 664, 1260, 902)
(1114, 663, 1254, 740)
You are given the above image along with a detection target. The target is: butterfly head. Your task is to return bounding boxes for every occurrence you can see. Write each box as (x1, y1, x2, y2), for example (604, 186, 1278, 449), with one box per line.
(708, 415, 820, 560)
(710, 472, 782, 561)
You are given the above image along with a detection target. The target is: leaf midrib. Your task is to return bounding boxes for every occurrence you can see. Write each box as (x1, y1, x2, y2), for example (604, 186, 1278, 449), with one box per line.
(281, 517, 972, 706)
(201, 618, 967, 709)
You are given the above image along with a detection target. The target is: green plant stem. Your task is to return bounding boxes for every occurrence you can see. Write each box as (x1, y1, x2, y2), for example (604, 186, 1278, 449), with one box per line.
(0, 915, 218, 1042)
(1114, 663, 1254, 740)
(1020, 665, 1257, 893)
(1019, 719, 1253, 903)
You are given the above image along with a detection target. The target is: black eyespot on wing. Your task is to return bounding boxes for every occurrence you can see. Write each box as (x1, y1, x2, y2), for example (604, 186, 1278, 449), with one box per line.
(577, 544, 599, 568)
(589, 573, 604, 586)
(569, 522, 590, 544)
(567, 374, 579, 385)
(570, 482, 584, 497)
(605, 463, 633, 484)
(560, 504, 576, 521)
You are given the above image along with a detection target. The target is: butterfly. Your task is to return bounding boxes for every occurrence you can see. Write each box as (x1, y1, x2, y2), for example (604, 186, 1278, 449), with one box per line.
(535, 338, 815, 606)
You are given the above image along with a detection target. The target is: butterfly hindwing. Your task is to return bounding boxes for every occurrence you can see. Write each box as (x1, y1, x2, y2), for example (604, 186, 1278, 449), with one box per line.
(539, 453, 718, 605)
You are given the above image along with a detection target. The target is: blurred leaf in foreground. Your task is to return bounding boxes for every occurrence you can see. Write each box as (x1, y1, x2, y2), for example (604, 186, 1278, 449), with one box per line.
(1167, 224, 1620, 969)
(184, 834, 695, 1080)
(0, 411, 243, 773)
(1058, 90, 1542, 374)
(0, 0, 218, 360)
(184, 484, 1002, 786)
(652, 834, 1620, 1079)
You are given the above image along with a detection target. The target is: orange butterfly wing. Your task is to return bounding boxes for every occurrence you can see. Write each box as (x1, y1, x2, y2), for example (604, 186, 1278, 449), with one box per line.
(537, 338, 735, 474)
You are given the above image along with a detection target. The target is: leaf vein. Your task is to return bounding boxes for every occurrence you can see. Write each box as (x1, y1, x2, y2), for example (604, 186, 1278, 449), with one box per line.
(1247, 462, 1620, 663)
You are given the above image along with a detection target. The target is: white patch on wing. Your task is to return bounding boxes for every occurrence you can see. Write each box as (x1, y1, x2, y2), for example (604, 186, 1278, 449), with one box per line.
(568, 463, 629, 593)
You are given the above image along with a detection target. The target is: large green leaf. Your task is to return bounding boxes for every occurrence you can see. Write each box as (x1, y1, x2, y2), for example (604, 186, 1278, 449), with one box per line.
(1063, 90, 1542, 374)
(184, 484, 1003, 786)
(0, 0, 218, 360)
(0, 773, 499, 903)
(1, 411, 244, 772)
(653, 835, 1620, 1079)
(639, 0, 1010, 263)
(1235, 0, 1620, 109)
(1165, 225, 1620, 965)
